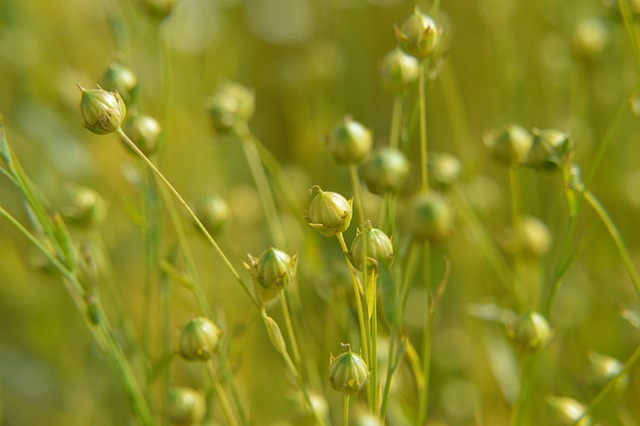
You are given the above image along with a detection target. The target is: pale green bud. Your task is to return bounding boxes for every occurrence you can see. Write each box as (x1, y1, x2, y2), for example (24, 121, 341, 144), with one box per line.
(195, 194, 230, 236)
(122, 113, 161, 156)
(78, 85, 126, 135)
(571, 18, 609, 59)
(328, 116, 373, 166)
(61, 186, 106, 229)
(179, 317, 222, 361)
(406, 191, 454, 243)
(329, 345, 369, 396)
(380, 47, 419, 91)
(306, 186, 353, 236)
(363, 148, 410, 195)
(430, 152, 461, 189)
(396, 7, 442, 59)
(587, 352, 628, 392)
(546, 396, 591, 426)
(167, 387, 206, 425)
(253, 247, 297, 290)
(100, 61, 139, 106)
(483, 125, 532, 167)
(139, 0, 178, 21)
(527, 128, 570, 171)
(205, 81, 255, 133)
(350, 221, 393, 271)
(509, 311, 551, 351)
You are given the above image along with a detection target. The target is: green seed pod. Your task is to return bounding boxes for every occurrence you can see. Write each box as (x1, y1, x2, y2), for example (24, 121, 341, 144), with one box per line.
(254, 247, 297, 290)
(508, 311, 551, 351)
(328, 116, 373, 166)
(350, 221, 393, 271)
(205, 81, 255, 133)
(587, 352, 628, 392)
(78, 85, 126, 135)
(99, 61, 139, 107)
(195, 194, 230, 236)
(527, 128, 570, 171)
(406, 191, 454, 243)
(139, 0, 178, 21)
(430, 152, 461, 189)
(167, 387, 206, 425)
(363, 148, 410, 195)
(483, 125, 532, 167)
(395, 7, 442, 59)
(502, 216, 551, 258)
(306, 186, 353, 237)
(122, 113, 161, 156)
(85, 295, 101, 326)
(61, 186, 106, 229)
(546, 396, 591, 426)
(329, 345, 369, 396)
(179, 317, 222, 361)
(571, 18, 609, 59)
(380, 47, 419, 91)
(263, 312, 287, 354)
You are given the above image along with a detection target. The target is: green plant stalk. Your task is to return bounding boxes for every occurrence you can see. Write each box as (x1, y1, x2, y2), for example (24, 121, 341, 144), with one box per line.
(575, 343, 640, 424)
(389, 93, 403, 151)
(379, 328, 398, 421)
(618, 0, 640, 74)
(239, 126, 286, 248)
(350, 165, 366, 226)
(416, 241, 432, 426)
(207, 361, 240, 426)
(440, 62, 471, 158)
(279, 290, 303, 374)
(117, 128, 259, 308)
(370, 274, 379, 415)
(418, 61, 429, 192)
(584, 190, 640, 299)
(510, 351, 541, 426)
(0, 206, 153, 425)
(159, 253, 172, 426)
(142, 166, 160, 370)
(509, 166, 523, 308)
(344, 394, 350, 426)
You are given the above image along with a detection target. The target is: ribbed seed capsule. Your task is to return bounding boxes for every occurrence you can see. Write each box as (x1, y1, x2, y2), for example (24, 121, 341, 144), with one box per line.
(380, 47, 419, 91)
(350, 221, 393, 271)
(306, 186, 353, 237)
(100, 61, 139, 106)
(78, 85, 126, 135)
(396, 7, 442, 59)
(527, 128, 570, 171)
(363, 148, 410, 195)
(406, 191, 454, 242)
(122, 113, 161, 156)
(329, 345, 369, 396)
(179, 317, 222, 361)
(205, 81, 255, 133)
(509, 311, 551, 351)
(254, 247, 297, 290)
(195, 194, 230, 236)
(167, 387, 206, 425)
(328, 116, 373, 166)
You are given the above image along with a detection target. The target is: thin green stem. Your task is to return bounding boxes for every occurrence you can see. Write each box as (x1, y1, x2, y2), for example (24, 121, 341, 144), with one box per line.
(344, 394, 350, 426)
(390, 93, 403, 151)
(380, 328, 398, 421)
(207, 361, 240, 426)
(418, 61, 429, 192)
(416, 241, 432, 426)
(279, 290, 303, 370)
(350, 165, 366, 225)
(371, 277, 379, 415)
(116, 128, 259, 309)
(584, 190, 640, 299)
(142, 166, 160, 367)
(618, 0, 640, 74)
(510, 351, 541, 426)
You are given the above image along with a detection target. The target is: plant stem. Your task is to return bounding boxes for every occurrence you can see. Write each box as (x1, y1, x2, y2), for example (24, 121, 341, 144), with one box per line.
(142, 166, 160, 369)
(350, 165, 366, 225)
(418, 61, 429, 192)
(390, 93, 403, 151)
(207, 361, 240, 426)
(380, 328, 398, 421)
(117, 128, 259, 309)
(279, 290, 303, 370)
(344, 394, 350, 426)
(510, 351, 540, 426)
(416, 241, 432, 426)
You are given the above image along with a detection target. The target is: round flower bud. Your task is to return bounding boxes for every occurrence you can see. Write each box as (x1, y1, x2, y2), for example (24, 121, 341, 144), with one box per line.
(179, 317, 222, 361)
(122, 113, 161, 156)
(380, 47, 419, 91)
(195, 194, 230, 236)
(430, 152, 461, 189)
(306, 186, 353, 237)
(329, 345, 369, 396)
(254, 247, 297, 290)
(587, 352, 628, 392)
(350, 221, 393, 271)
(527, 128, 570, 171)
(78, 85, 126, 135)
(483, 125, 532, 167)
(571, 18, 609, 59)
(546, 396, 591, 426)
(406, 191, 454, 243)
(61, 186, 106, 229)
(363, 148, 410, 195)
(396, 7, 442, 59)
(516, 216, 551, 257)
(205, 81, 255, 133)
(99, 61, 139, 106)
(327, 116, 373, 166)
(508, 311, 551, 351)
(139, 0, 178, 21)
(167, 387, 206, 425)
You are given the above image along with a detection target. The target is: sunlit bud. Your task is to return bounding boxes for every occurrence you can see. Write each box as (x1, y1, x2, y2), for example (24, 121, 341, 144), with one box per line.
(380, 47, 419, 91)
(306, 186, 353, 236)
(587, 352, 628, 392)
(527, 128, 570, 171)
(546, 396, 591, 426)
(329, 344, 370, 396)
(350, 221, 393, 271)
(509, 311, 551, 351)
(195, 194, 230, 236)
(205, 81, 255, 133)
(122, 113, 161, 156)
(363, 148, 410, 195)
(78, 85, 126, 135)
(430, 152, 461, 189)
(61, 186, 106, 229)
(328, 116, 373, 166)
(99, 61, 139, 106)
(571, 18, 609, 59)
(406, 191, 454, 243)
(179, 317, 222, 361)
(396, 7, 442, 59)
(253, 247, 297, 290)
(167, 387, 206, 425)
(483, 125, 532, 167)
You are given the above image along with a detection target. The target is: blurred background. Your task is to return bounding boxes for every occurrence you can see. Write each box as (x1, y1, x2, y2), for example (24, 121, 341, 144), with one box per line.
(1, 0, 640, 424)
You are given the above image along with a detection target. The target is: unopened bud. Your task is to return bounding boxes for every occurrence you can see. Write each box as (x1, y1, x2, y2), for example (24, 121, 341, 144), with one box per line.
(380, 47, 419, 91)
(329, 344, 369, 396)
(122, 113, 161, 156)
(483, 125, 532, 167)
(167, 387, 206, 425)
(396, 7, 442, 59)
(509, 311, 551, 351)
(252, 247, 297, 290)
(263, 313, 287, 354)
(195, 194, 230, 236)
(61, 186, 106, 229)
(363, 148, 410, 195)
(179, 317, 222, 361)
(78, 85, 126, 135)
(99, 61, 139, 106)
(546, 396, 591, 426)
(350, 221, 393, 271)
(406, 191, 454, 243)
(306, 186, 353, 236)
(430, 152, 461, 189)
(205, 81, 255, 133)
(527, 128, 570, 171)
(587, 352, 628, 392)
(328, 116, 373, 166)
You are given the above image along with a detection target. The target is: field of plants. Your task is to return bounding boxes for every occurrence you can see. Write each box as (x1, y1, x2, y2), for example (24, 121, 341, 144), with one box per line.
(2, 0, 640, 424)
